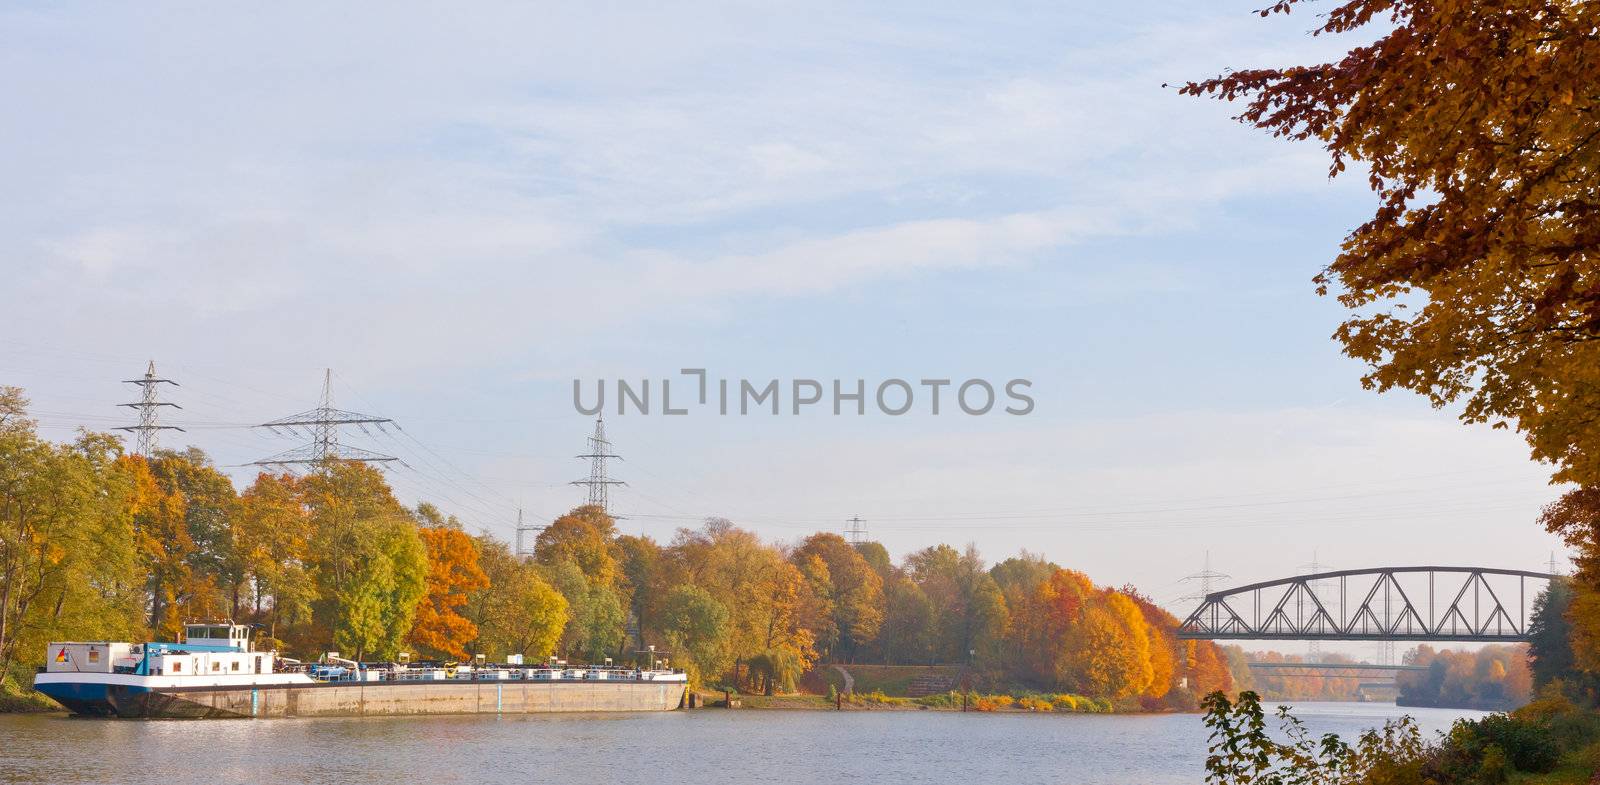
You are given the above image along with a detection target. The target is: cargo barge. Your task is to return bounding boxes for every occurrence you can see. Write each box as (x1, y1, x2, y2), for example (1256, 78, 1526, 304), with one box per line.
(34, 623, 687, 719)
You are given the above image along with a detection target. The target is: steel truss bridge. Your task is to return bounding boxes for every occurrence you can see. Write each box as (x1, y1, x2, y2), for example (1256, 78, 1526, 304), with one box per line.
(1177, 567, 1559, 642)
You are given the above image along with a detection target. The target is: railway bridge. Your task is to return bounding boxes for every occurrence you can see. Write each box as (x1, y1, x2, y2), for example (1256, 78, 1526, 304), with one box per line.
(1177, 566, 1560, 642)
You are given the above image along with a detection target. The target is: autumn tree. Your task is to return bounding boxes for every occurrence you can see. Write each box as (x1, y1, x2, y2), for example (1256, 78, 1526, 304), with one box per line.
(1068, 600, 1148, 699)
(1006, 567, 1094, 685)
(791, 533, 883, 662)
(1123, 588, 1180, 700)
(126, 455, 192, 640)
(669, 519, 814, 682)
(0, 390, 143, 689)
(1185, 0, 1600, 489)
(616, 533, 673, 652)
(535, 505, 622, 587)
(235, 472, 314, 644)
(466, 537, 568, 661)
(408, 524, 489, 659)
(300, 461, 427, 660)
(536, 505, 628, 660)
(148, 450, 239, 619)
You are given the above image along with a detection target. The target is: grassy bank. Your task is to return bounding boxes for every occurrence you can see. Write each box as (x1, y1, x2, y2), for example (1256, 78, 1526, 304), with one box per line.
(696, 685, 1120, 713)
(0, 681, 61, 713)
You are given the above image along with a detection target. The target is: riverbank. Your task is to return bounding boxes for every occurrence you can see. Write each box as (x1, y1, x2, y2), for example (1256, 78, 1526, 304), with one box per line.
(694, 688, 1127, 713)
(0, 682, 59, 713)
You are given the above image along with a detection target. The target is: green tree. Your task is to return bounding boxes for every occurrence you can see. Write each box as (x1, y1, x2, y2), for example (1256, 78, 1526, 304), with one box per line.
(0, 390, 143, 688)
(877, 576, 934, 664)
(905, 544, 1009, 664)
(467, 537, 568, 661)
(660, 584, 732, 686)
(301, 461, 427, 660)
(1528, 579, 1580, 692)
(539, 556, 626, 662)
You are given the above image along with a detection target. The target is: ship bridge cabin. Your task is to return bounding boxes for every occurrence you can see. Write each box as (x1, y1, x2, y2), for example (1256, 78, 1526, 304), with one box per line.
(182, 623, 252, 652)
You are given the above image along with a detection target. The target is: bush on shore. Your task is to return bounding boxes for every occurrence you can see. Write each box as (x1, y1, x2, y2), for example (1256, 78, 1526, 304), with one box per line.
(1202, 688, 1600, 784)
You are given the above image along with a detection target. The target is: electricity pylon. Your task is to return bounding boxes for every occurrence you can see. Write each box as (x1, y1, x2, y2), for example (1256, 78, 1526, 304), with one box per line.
(571, 416, 624, 513)
(117, 361, 183, 456)
(845, 516, 868, 545)
(251, 369, 398, 470)
(1180, 552, 1230, 604)
(515, 508, 543, 558)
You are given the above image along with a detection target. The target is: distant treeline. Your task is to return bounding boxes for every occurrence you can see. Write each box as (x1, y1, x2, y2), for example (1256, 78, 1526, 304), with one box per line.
(0, 387, 1236, 705)
(1395, 645, 1533, 710)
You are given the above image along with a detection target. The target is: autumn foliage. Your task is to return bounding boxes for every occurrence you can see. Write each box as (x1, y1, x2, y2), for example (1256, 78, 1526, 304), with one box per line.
(2, 387, 1234, 705)
(409, 526, 489, 659)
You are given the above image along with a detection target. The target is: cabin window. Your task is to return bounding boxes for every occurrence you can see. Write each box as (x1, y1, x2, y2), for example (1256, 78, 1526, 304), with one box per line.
(171, 661, 182, 673)
(212, 661, 221, 672)
(231, 661, 240, 672)
(254, 656, 262, 674)
(88, 650, 100, 663)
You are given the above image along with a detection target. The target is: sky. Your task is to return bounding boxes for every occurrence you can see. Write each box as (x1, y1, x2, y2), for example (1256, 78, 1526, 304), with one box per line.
(0, 1, 1570, 650)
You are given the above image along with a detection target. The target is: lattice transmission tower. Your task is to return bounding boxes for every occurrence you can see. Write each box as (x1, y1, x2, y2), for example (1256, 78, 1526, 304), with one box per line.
(1180, 552, 1230, 604)
(845, 516, 868, 545)
(251, 369, 399, 470)
(117, 361, 184, 456)
(515, 508, 544, 559)
(1301, 551, 1333, 659)
(571, 416, 624, 513)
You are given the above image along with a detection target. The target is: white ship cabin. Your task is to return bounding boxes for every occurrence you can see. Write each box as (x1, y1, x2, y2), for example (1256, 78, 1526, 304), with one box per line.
(147, 623, 275, 678)
(44, 623, 277, 678)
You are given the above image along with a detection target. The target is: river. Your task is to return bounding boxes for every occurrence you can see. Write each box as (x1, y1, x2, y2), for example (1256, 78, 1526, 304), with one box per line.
(0, 701, 1485, 784)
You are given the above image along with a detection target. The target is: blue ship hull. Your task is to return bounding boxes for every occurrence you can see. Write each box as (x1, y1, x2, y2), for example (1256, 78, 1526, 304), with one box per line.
(34, 681, 153, 717)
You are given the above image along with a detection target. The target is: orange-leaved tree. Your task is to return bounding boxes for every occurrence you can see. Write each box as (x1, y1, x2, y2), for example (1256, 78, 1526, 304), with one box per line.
(1184, 0, 1600, 487)
(409, 524, 489, 660)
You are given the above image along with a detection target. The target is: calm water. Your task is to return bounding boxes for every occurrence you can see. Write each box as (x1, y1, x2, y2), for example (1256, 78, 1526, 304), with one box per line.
(0, 702, 1485, 784)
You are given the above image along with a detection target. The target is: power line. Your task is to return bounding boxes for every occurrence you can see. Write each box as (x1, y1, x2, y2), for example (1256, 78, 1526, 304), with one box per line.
(116, 360, 183, 456)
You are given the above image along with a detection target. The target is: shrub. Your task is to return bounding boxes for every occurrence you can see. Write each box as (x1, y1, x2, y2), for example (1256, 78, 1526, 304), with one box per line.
(1449, 713, 1559, 774)
(1202, 691, 1429, 784)
(1476, 745, 1509, 784)
(972, 695, 1015, 712)
(855, 690, 906, 706)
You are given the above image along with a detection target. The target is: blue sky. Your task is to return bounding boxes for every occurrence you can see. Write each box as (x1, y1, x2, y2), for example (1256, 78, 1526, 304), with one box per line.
(0, 1, 1567, 639)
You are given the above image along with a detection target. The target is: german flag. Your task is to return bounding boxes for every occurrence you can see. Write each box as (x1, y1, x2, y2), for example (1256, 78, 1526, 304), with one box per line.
(55, 647, 69, 663)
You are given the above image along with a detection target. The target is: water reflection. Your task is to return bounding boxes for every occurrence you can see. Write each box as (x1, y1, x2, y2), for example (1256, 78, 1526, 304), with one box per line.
(0, 702, 1487, 785)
